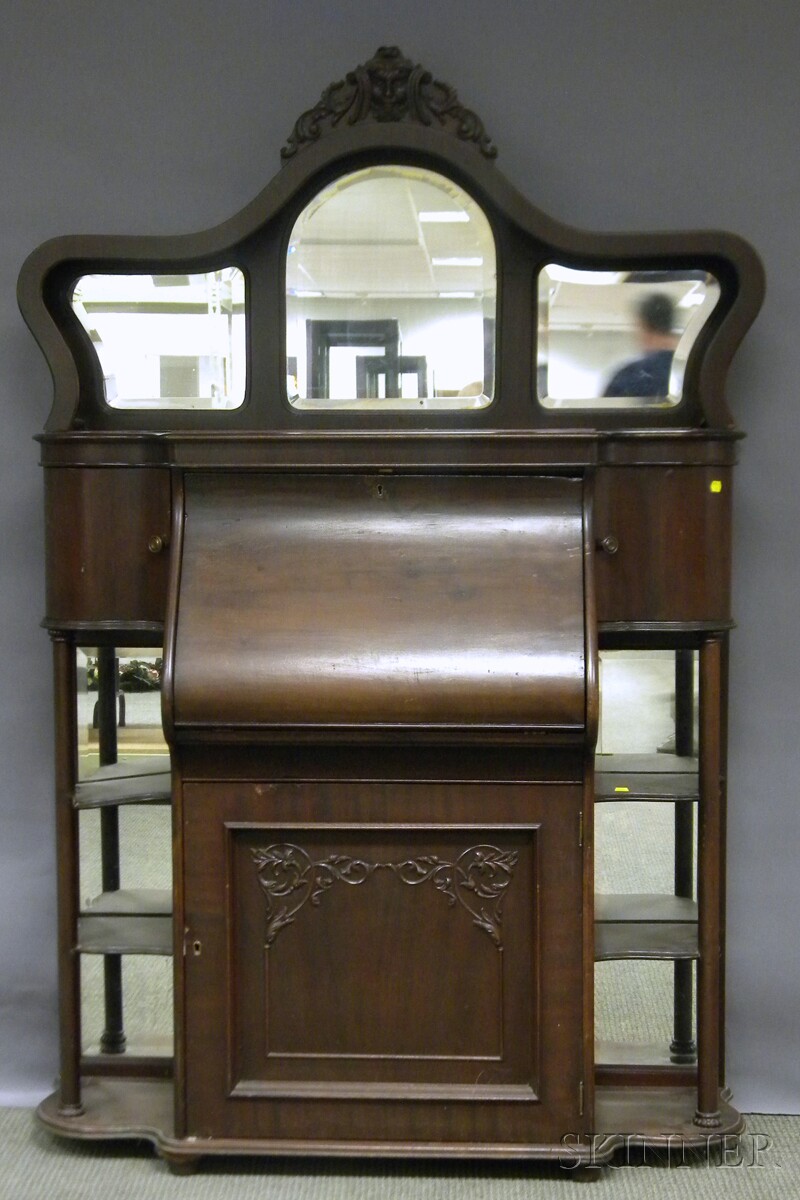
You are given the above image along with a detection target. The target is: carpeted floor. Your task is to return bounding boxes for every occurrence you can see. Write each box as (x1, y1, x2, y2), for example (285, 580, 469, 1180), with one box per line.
(0, 1108, 796, 1199)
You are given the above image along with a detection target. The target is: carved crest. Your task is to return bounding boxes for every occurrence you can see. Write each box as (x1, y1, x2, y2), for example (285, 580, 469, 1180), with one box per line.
(281, 46, 497, 163)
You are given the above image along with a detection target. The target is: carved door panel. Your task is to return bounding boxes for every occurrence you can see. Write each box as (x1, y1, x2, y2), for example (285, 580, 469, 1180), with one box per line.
(181, 779, 588, 1148)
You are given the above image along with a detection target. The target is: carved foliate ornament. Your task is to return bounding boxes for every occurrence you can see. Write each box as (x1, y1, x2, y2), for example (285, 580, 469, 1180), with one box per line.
(281, 45, 497, 162)
(251, 842, 517, 948)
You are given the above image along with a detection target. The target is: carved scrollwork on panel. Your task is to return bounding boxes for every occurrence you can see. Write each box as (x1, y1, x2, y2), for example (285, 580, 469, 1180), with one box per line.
(453, 845, 519, 948)
(280, 46, 497, 162)
(251, 842, 518, 949)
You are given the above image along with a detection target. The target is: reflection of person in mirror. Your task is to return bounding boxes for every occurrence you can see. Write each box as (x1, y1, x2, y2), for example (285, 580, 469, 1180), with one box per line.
(603, 292, 679, 398)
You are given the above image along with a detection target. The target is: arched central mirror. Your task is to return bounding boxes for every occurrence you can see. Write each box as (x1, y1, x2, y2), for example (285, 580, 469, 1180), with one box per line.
(286, 165, 496, 410)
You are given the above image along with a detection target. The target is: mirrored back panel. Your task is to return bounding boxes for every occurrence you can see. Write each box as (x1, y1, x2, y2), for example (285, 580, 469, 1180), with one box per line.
(537, 267, 720, 410)
(286, 165, 496, 410)
(71, 269, 246, 410)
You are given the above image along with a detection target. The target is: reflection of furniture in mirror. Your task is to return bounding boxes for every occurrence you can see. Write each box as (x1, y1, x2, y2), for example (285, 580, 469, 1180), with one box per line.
(287, 163, 496, 409)
(357, 354, 427, 399)
(20, 45, 764, 1172)
(307, 319, 399, 399)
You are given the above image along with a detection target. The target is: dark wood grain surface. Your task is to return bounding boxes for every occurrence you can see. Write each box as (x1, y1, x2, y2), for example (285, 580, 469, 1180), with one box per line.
(180, 778, 586, 1144)
(44, 467, 171, 625)
(171, 473, 588, 738)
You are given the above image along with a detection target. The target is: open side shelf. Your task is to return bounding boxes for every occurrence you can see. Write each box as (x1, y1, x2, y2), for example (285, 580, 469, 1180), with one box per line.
(82, 888, 172, 917)
(595, 924, 699, 962)
(595, 893, 698, 961)
(78, 888, 172, 955)
(595, 1039, 698, 1070)
(595, 753, 698, 802)
(74, 756, 171, 809)
(596, 894, 697, 923)
(77, 911, 173, 956)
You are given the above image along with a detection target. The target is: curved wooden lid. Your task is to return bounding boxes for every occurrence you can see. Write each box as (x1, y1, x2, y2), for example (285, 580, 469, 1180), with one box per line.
(168, 472, 589, 743)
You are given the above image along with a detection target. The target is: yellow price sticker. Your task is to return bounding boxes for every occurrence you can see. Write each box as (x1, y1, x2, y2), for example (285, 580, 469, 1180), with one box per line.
(710, 480, 723, 493)
(614, 786, 630, 793)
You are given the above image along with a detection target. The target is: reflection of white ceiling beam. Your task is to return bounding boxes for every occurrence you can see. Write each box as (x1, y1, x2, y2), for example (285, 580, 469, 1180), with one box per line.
(431, 257, 483, 267)
(545, 266, 623, 285)
(295, 238, 421, 246)
(547, 322, 637, 333)
(407, 178, 438, 293)
(297, 263, 319, 290)
(289, 291, 490, 301)
(418, 211, 469, 223)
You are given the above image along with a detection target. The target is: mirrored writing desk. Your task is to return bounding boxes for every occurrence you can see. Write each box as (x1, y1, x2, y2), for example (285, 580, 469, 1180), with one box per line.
(19, 46, 764, 1172)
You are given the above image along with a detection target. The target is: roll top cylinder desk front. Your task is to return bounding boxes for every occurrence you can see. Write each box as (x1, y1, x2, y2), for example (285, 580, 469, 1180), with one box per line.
(19, 48, 764, 1172)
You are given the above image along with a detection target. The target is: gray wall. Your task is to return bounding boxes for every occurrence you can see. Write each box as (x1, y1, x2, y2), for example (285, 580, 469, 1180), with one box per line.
(1, 2, 797, 1112)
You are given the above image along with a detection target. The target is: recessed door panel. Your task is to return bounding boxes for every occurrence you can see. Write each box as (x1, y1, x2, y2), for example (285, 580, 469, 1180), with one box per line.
(181, 780, 587, 1146)
(234, 827, 528, 1089)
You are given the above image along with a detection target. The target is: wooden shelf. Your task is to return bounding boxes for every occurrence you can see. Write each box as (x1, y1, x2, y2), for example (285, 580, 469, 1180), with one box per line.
(595, 753, 698, 803)
(78, 889, 172, 955)
(37, 1078, 744, 1159)
(82, 888, 172, 917)
(595, 924, 698, 962)
(596, 893, 697, 923)
(595, 1039, 696, 1068)
(595, 893, 698, 961)
(74, 756, 171, 809)
(77, 916, 172, 956)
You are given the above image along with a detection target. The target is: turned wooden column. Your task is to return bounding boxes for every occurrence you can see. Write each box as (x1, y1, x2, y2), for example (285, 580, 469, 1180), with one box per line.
(52, 634, 83, 1115)
(695, 636, 723, 1127)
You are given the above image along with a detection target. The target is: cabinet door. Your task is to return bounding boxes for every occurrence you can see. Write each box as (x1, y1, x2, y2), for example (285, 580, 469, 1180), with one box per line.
(44, 467, 171, 626)
(595, 466, 731, 623)
(180, 779, 588, 1150)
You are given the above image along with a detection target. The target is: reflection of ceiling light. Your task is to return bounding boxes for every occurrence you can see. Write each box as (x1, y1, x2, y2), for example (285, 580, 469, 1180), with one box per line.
(419, 211, 469, 223)
(678, 285, 705, 308)
(439, 291, 476, 298)
(545, 265, 622, 285)
(432, 256, 483, 267)
(292, 289, 323, 297)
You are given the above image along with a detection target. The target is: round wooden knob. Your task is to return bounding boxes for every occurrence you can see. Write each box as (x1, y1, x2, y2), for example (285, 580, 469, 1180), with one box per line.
(148, 534, 165, 554)
(598, 535, 619, 556)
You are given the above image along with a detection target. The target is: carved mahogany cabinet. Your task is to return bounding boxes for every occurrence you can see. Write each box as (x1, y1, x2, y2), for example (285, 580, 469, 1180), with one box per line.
(19, 48, 763, 1171)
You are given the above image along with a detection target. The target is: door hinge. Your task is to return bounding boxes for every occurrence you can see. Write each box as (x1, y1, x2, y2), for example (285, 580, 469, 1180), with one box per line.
(579, 810, 584, 849)
(579, 1080, 584, 1117)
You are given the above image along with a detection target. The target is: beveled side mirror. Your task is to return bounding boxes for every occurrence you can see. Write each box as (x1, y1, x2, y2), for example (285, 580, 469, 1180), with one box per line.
(71, 269, 246, 411)
(537, 266, 720, 409)
(286, 165, 496, 410)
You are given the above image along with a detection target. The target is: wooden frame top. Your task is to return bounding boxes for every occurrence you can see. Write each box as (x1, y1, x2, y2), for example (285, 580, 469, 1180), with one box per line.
(19, 46, 764, 438)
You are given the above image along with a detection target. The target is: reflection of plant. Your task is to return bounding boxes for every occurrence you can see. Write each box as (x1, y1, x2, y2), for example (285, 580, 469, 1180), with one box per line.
(87, 658, 163, 692)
